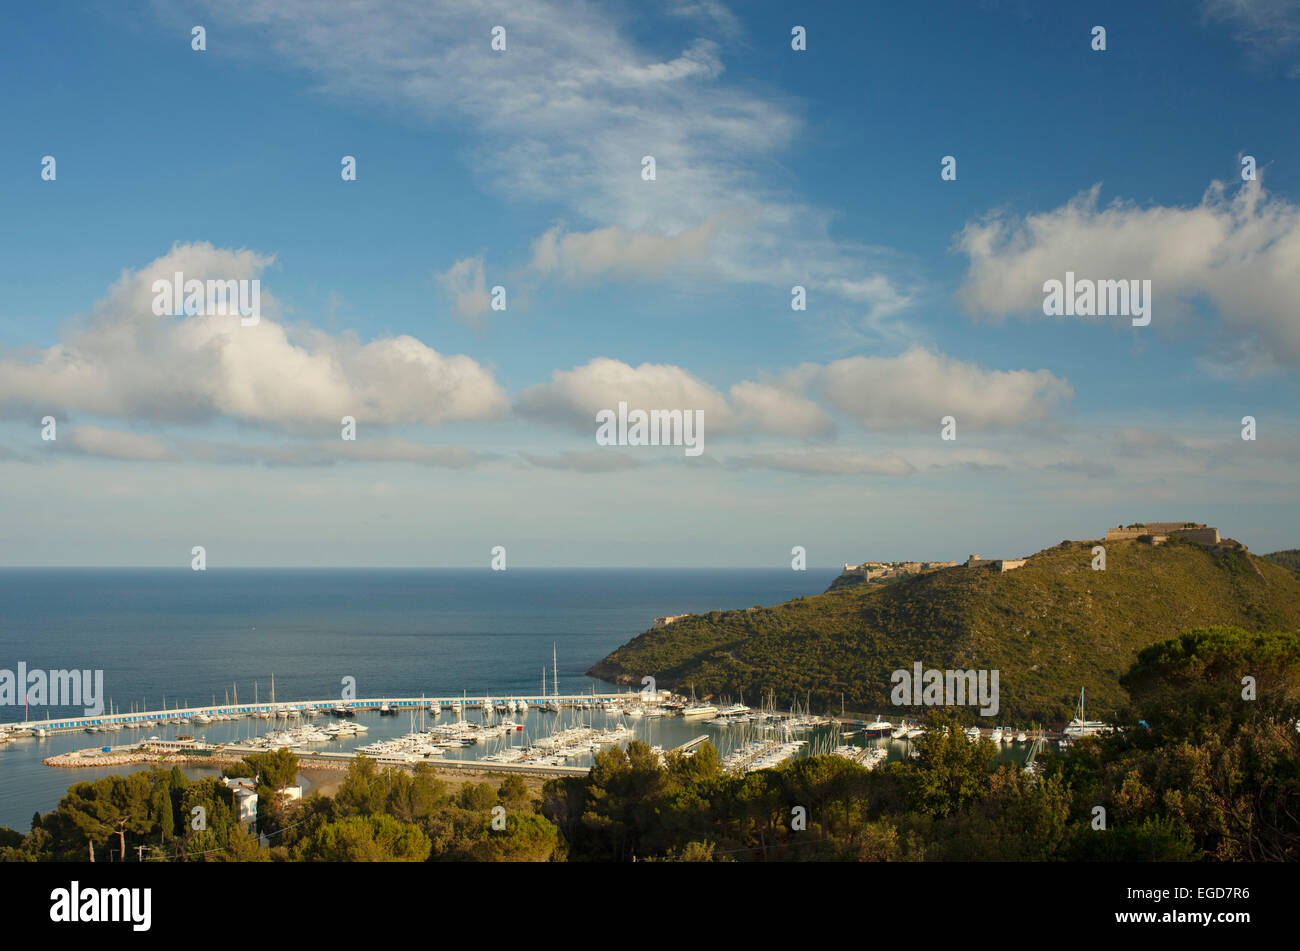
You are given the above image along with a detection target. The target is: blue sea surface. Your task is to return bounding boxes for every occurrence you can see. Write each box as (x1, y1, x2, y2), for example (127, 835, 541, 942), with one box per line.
(0, 568, 834, 830)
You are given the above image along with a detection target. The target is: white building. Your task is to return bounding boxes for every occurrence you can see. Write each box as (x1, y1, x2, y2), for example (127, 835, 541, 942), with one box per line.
(222, 777, 301, 826)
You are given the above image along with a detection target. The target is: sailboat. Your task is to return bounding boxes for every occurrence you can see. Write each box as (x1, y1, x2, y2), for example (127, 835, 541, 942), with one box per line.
(1063, 687, 1112, 738)
(253, 681, 271, 719)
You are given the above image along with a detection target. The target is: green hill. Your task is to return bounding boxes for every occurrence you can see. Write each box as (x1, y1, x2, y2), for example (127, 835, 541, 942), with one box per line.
(1263, 549, 1300, 573)
(588, 537, 1300, 724)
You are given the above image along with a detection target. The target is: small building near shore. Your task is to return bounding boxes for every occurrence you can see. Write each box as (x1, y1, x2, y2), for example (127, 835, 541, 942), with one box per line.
(223, 778, 259, 825)
(652, 614, 688, 628)
(222, 777, 301, 827)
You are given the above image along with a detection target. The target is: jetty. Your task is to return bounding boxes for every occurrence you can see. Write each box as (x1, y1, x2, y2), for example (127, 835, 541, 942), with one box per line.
(1, 692, 647, 737)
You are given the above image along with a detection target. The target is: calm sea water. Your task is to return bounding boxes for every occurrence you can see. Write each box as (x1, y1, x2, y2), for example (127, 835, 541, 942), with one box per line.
(0, 568, 836, 830)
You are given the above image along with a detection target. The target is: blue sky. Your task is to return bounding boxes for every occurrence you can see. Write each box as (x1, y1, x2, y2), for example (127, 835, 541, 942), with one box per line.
(1, 0, 1298, 567)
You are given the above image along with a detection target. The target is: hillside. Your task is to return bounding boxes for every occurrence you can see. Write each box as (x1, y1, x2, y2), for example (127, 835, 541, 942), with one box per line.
(1263, 549, 1300, 573)
(589, 537, 1300, 724)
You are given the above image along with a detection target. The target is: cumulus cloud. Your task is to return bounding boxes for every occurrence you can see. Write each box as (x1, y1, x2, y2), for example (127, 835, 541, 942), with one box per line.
(956, 180, 1300, 372)
(728, 380, 832, 437)
(515, 358, 737, 432)
(814, 348, 1072, 431)
(0, 243, 509, 428)
(516, 351, 1069, 438)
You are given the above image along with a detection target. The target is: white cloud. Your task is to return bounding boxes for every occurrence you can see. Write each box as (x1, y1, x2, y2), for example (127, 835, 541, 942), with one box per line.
(516, 357, 736, 432)
(36, 426, 489, 468)
(516, 351, 1068, 438)
(520, 450, 644, 472)
(727, 450, 914, 477)
(956, 180, 1300, 372)
(1205, 0, 1300, 76)
(186, 0, 914, 330)
(528, 219, 719, 284)
(0, 243, 509, 428)
(435, 256, 491, 324)
(728, 380, 832, 437)
(181, 437, 488, 468)
(62, 426, 175, 462)
(814, 348, 1072, 431)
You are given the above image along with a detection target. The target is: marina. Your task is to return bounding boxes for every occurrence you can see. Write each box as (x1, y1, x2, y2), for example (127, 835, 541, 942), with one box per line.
(17, 698, 1068, 780)
(1, 683, 1084, 833)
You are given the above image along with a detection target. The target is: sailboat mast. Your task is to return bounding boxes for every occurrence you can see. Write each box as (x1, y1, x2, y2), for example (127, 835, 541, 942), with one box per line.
(553, 643, 558, 699)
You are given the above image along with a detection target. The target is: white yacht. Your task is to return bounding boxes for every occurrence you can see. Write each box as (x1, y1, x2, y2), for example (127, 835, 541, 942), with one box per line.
(682, 704, 718, 720)
(862, 717, 894, 738)
(989, 727, 1003, 743)
(965, 726, 982, 742)
(1063, 688, 1113, 738)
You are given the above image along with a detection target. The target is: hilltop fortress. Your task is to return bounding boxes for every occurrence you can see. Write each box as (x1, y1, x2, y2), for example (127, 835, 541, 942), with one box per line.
(838, 521, 1240, 585)
(1104, 522, 1225, 546)
(840, 554, 1026, 581)
(840, 560, 959, 582)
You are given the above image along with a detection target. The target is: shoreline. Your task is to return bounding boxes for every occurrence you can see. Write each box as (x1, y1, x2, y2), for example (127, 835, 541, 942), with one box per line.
(42, 747, 589, 785)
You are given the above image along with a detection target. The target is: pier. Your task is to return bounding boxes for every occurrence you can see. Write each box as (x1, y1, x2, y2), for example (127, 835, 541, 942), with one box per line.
(0, 692, 648, 736)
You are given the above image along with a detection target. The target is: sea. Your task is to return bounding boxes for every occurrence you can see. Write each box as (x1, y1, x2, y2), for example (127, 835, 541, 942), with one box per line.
(0, 567, 839, 831)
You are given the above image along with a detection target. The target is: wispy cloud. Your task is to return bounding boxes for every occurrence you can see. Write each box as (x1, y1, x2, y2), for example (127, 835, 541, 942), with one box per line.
(181, 0, 916, 333)
(520, 450, 644, 472)
(1205, 0, 1300, 76)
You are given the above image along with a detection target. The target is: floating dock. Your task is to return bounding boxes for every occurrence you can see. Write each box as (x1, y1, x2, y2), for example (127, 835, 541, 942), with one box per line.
(1, 692, 645, 736)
